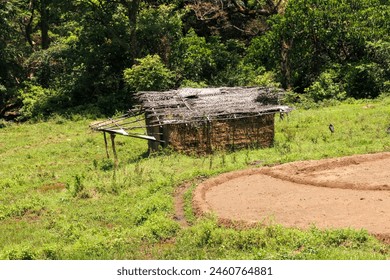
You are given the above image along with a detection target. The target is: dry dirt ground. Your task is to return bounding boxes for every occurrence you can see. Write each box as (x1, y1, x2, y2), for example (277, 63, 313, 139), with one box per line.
(193, 152, 390, 239)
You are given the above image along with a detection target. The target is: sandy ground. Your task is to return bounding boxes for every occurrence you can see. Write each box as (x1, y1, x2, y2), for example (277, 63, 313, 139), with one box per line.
(193, 152, 390, 236)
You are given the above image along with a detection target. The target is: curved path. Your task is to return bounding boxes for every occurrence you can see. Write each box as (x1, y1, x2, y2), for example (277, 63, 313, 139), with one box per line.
(193, 153, 390, 236)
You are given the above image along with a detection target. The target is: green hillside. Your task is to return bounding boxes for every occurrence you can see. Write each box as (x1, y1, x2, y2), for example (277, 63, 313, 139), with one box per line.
(1, 97, 389, 259)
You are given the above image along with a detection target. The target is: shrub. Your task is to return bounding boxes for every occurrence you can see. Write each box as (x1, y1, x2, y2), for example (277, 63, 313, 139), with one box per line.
(344, 63, 385, 99)
(18, 84, 51, 119)
(123, 54, 175, 92)
(304, 69, 346, 102)
(17, 82, 69, 120)
(66, 174, 87, 198)
(251, 70, 281, 88)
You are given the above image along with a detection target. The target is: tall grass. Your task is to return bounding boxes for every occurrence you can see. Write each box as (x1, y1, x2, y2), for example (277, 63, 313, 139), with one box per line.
(0, 98, 389, 259)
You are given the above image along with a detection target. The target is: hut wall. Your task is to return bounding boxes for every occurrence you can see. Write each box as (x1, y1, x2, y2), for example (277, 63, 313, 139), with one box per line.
(164, 114, 275, 154)
(145, 114, 163, 152)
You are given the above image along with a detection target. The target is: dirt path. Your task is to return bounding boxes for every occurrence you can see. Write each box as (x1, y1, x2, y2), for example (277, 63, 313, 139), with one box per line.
(173, 182, 191, 228)
(193, 152, 390, 236)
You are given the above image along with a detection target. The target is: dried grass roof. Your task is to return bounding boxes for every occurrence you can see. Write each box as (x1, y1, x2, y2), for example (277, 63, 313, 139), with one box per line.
(90, 87, 292, 140)
(137, 87, 292, 125)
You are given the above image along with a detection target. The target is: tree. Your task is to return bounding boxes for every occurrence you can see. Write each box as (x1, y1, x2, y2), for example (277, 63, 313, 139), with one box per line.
(0, 1, 25, 118)
(248, 0, 390, 96)
(184, 0, 286, 39)
(137, 4, 183, 63)
(118, 0, 141, 64)
(17, 0, 56, 51)
(39, 0, 50, 50)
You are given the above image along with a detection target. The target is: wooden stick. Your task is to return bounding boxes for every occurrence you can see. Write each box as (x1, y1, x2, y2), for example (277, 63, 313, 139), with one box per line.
(110, 133, 118, 167)
(103, 132, 110, 159)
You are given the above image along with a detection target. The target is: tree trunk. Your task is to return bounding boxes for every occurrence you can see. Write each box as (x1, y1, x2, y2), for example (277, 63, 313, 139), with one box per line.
(25, 0, 36, 48)
(280, 39, 292, 90)
(120, 0, 140, 65)
(40, 0, 50, 50)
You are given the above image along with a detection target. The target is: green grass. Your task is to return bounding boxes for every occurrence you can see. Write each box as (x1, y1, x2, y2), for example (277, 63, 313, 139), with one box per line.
(0, 98, 389, 260)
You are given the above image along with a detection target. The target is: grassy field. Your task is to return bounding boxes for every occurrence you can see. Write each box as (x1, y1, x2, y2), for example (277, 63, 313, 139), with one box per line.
(0, 97, 390, 260)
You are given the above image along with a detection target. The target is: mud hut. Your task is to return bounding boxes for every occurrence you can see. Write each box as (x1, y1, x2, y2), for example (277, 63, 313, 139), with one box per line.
(91, 87, 292, 155)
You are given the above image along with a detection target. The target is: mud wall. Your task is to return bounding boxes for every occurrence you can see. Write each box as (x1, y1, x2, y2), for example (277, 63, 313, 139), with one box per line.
(163, 114, 275, 154)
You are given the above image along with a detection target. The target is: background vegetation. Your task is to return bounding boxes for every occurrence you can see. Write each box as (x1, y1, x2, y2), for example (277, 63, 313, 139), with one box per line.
(1, 0, 389, 119)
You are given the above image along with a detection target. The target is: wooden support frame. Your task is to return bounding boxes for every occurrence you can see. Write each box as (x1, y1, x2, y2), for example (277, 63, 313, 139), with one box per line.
(110, 133, 118, 167)
(103, 132, 110, 159)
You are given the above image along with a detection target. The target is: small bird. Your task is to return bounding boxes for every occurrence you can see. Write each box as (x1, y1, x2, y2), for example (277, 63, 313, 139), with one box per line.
(280, 112, 284, 120)
(329, 123, 335, 133)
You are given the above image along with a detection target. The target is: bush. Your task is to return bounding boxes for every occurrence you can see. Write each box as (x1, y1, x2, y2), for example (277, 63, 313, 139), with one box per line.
(251, 70, 281, 88)
(304, 69, 346, 102)
(18, 84, 50, 119)
(344, 63, 385, 99)
(17, 82, 70, 120)
(304, 61, 387, 102)
(216, 62, 281, 88)
(123, 54, 175, 91)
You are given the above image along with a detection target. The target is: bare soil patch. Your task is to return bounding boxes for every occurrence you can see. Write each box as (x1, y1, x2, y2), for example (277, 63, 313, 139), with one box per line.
(38, 182, 67, 193)
(173, 182, 191, 228)
(193, 152, 390, 236)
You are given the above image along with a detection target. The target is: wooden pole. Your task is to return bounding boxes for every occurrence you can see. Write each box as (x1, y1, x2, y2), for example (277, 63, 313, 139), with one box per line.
(110, 133, 118, 167)
(232, 121, 236, 152)
(206, 118, 212, 153)
(103, 132, 110, 159)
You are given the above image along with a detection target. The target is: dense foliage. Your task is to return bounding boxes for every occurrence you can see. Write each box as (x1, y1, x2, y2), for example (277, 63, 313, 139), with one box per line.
(0, 0, 389, 119)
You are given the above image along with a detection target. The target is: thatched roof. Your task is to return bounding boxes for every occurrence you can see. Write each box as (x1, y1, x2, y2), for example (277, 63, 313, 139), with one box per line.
(90, 87, 292, 141)
(137, 87, 292, 125)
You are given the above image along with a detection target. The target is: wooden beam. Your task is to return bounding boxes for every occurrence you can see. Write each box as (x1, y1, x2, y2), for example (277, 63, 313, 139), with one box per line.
(110, 133, 118, 167)
(103, 132, 110, 159)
